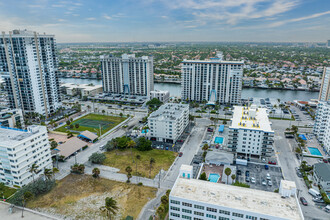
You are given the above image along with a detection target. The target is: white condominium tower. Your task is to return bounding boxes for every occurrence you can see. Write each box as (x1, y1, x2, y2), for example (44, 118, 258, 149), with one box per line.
(319, 67, 330, 101)
(0, 30, 61, 118)
(181, 52, 244, 104)
(100, 54, 154, 96)
(228, 105, 274, 158)
(0, 125, 52, 187)
(314, 101, 330, 154)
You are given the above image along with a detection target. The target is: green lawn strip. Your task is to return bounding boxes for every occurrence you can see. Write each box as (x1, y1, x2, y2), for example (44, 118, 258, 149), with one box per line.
(103, 149, 177, 179)
(55, 114, 127, 135)
(0, 184, 17, 199)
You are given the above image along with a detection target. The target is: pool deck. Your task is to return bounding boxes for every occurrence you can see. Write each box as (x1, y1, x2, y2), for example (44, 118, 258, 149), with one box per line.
(213, 136, 225, 145)
(201, 164, 224, 183)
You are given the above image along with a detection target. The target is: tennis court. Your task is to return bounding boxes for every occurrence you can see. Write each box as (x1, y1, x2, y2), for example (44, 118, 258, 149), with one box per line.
(73, 118, 114, 129)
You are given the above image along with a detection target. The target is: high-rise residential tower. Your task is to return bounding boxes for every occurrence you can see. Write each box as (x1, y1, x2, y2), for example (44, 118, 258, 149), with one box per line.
(319, 67, 330, 101)
(0, 30, 61, 117)
(181, 52, 244, 104)
(100, 54, 154, 96)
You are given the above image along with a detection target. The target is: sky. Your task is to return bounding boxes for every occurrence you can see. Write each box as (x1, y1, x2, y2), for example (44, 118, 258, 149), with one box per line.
(0, 0, 329, 43)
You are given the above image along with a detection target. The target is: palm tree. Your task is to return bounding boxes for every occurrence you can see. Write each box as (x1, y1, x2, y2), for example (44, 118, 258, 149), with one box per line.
(28, 163, 39, 182)
(127, 140, 136, 162)
(135, 155, 141, 175)
(87, 105, 91, 112)
(92, 167, 100, 178)
(21, 191, 33, 218)
(43, 168, 53, 180)
(202, 144, 209, 152)
(100, 197, 119, 220)
(231, 174, 236, 183)
(52, 167, 59, 179)
(125, 166, 133, 183)
(149, 158, 155, 178)
(224, 167, 232, 184)
(102, 109, 106, 115)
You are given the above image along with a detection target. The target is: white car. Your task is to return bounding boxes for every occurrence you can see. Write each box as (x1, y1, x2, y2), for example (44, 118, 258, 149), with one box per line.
(262, 179, 267, 186)
(266, 173, 271, 180)
(251, 177, 256, 184)
(268, 180, 273, 186)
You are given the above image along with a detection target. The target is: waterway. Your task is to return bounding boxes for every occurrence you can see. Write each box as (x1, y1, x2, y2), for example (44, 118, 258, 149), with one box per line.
(60, 78, 319, 102)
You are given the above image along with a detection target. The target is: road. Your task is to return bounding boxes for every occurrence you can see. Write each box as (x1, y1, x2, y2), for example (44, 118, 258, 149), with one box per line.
(271, 116, 329, 220)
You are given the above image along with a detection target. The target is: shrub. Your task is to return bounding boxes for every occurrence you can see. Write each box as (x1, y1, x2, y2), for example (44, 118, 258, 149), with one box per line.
(199, 172, 207, 181)
(8, 179, 55, 206)
(89, 152, 106, 164)
(82, 145, 88, 150)
(137, 182, 143, 186)
(71, 164, 85, 174)
(136, 137, 152, 151)
(232, 182, 250, 188)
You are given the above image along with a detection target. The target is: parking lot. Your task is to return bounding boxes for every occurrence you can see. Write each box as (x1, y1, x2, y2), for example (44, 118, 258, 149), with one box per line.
(236, 163, 283, 192)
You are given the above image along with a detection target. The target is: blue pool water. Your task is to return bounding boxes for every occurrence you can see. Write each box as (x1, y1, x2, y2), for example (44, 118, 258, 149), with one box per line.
(308, 147, 322, 156)
(214, 137, 224, 144)
(141, 129, 149, 134)
(208, 173, 220, 183)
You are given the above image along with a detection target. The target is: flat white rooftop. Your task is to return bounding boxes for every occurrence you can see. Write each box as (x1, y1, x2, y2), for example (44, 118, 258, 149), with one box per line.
(61, 83, 102, 91)
(149, 103, 188, 121)
(182, 59, 244, 64)
(230, 105, 273, 132)
(0, 126, 45, 146)
(171, 177, 302, 220)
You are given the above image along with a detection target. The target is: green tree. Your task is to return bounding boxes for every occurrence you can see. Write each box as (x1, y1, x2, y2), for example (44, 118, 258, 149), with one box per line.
(92, 167, 100, 178)
(89, 152, 106, 164)
(28, 163, 39, 182)
(161, 195, 168, 205)
(225, 167, 232, 184)
(100, 197, 119, 220)
(199, 172, 207, 181)
(231, 174, 236, 183)
(202, 144, 209, 152)
(137, 137, 152, 151)
(125, 166, 133, 183)
(75, 123, 80, 129)
(127, 140, 137, 161)
(43, 168, 53, 180)
(50, 141, 58, 150)
(149, 158, 155, 178)
(52, 167, 59, 179)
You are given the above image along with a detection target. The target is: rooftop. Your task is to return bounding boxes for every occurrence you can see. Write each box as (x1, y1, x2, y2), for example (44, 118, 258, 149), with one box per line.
(61, 83, 102, 91)
(171, 177, 302, 220)
(149, 103, 188, 121)
(230, 105, 273, 132)
(0, 125, 45, 146)
(314, 163, 330, 181)
(55, 137, 87, 159)
(182, 59, 244, 65)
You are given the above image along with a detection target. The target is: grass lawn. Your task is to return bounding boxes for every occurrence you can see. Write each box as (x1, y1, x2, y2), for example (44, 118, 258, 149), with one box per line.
(27, 174, 157, 220)
(0, 184, 17, 199)
(103, 149, 177, 179)
(55, 114, 127, 136)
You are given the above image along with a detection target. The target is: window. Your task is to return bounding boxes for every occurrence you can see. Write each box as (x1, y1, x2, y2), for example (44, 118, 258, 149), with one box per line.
(182, 209, 192, 214)
(206, 207, 217, 213)
(219, 210, 230, 215)
(232, 212, 244, 218)
(194, 211, 204, 216)
(182, 202, 192, 207)
(194, 205, 204, 210)
(245, 215, 257, 220)
(206, 214, 216, 219)
(182, 215, 192, 219)
(170, 212, 180, 217)
(218, 217, 229, 220)
(170, 200, 180, 205)
(170, 206, 180, 211)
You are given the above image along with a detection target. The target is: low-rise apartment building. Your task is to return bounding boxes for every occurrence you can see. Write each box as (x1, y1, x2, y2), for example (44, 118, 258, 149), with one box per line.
(148, 103, 189, 143)
(228, 105, 274, 158)
(61, 83, 103, 97)
(150, 90, 170, 103)
(169, 165, 303, 220)
(0, 125, 52, 187)
(0, 107, 24, 128)
(313, 163, 330, 192)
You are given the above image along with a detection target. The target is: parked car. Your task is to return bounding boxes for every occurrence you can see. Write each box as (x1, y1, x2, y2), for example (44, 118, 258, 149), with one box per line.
(245, 176, 250, 182)
(245, 170, 250, 177)
(251, 177, 256, 184)
(313, 197, 325, 203)
(308, 188, 322, 198)
(179, 152, 183, 157)
(268, 180, 272, 186)
(268, 161, 277, 165)
(300, 197, 308, 206)
(237, 170, 242, 175)
(264, 165, 269, 170)
(266, 173, 271, 180)
(262, 179, 267, 186)
(323, 159, 328, 163)
(207, 127, 214, 132)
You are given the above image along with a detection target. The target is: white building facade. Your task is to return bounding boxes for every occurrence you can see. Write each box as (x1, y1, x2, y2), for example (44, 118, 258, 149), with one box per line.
(148, 103, 189, 143)
(100, 54, 154, 96)
(150, 90, 170, 103)
(0, 107, 24, 129)
(319, 67, 330, 101)
(228, 105, 274, 158)
(314, 101, 330, 154)
(0, 125, 52, 187)
(0, 30, 61, 117)
(169, 165, 303, 220)
(181, 53, 244, 104)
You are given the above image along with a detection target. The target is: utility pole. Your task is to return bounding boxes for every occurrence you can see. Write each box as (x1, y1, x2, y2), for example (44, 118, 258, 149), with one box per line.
(99, 124, 102, 136)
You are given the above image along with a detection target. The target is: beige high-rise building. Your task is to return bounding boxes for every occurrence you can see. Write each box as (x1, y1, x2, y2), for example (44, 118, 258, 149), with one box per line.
(319, 67, 330, 101)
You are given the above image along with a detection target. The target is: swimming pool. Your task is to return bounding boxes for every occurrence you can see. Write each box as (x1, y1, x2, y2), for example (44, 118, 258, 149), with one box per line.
(208, 173, 220, 183)
(214, 137, 224, 144)
(141, 129, 149, 134)
(308, 147, 322, 156)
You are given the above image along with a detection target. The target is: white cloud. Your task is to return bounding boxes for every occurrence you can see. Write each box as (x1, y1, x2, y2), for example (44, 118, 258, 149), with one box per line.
(161, 15, 168, 19)
(57, 19, 66, 22)
(86, 17, 96, 21)
(103, 14, 112, 20)
(52, 4, 65, 8)
(269, 10, 330, 27)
